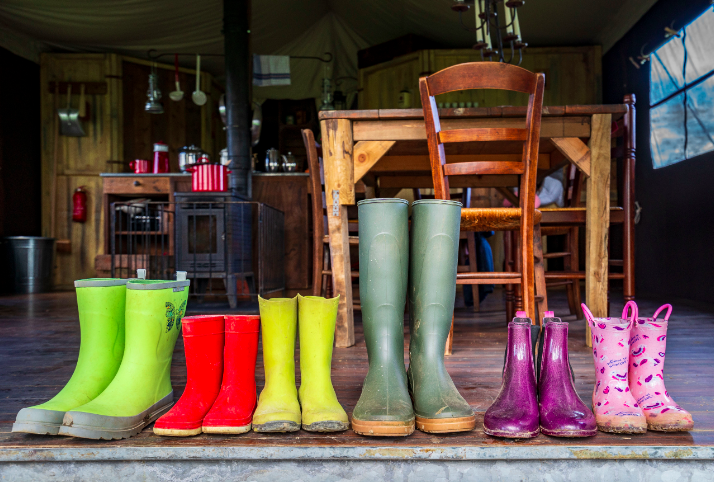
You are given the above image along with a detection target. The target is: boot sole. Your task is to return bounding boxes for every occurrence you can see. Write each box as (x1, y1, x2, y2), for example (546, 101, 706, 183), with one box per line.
(483, 426, 539, 439)
(11, 421, 61, 436)
(58, 393, 173, 440)
(252, 421, 300, 433)
(416, 415, 476, 433)
(153, 426, 203, 437)
(540, 426, 598, 438)
(351, 418, 415, 437)
(596, 423, 647, 434)
(647, 421, 694, 432)
(302, 420, 350, 432)
(12, 408, 66, 435)
(202, 424, 252, 435)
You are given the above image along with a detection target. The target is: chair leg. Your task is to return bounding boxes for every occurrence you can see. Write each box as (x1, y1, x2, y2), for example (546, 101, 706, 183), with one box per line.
(466, 232, 480, 312)
(504, 231, 515, 322)
(445, 314, 454, 356)
(314, 241, 325, 296)
(322, 248, 331, 297)
(533, 223, 548, 323)
(563, 230, 578, 317)
(571, 226, 583, 319)
(514, 233, 523, 313)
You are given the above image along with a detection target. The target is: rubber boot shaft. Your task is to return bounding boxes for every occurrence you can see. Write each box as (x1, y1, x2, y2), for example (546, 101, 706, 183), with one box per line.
(407, 200, 474, 432)
(202, 315, 260, 434)
(352, 199, 414, 435)
(59, 278, 189, 440)
(629, 305, 693, 431)
(12, 278, 127, 435)
(154, 315, 225, 436)
(298, 295, 349, 432)
(484, 318, 539, 438)
(253, 296, 300, 432)
(537, 317, 596, 437)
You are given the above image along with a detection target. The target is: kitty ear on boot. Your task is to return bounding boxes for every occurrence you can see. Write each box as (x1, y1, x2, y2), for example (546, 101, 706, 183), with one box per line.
(622, 300, 638, 325)
(653, 304, 673, 322)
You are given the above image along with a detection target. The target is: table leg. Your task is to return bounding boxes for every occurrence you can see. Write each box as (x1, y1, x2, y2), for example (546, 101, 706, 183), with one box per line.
(321, 118, 356, 348)
(585, 114, 612, 347)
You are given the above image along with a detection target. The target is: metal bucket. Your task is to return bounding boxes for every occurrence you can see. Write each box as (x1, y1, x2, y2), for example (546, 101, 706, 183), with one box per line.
(1, 237, 55, 294)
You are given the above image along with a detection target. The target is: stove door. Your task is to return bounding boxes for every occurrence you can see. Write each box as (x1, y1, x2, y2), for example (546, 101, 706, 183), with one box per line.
(176, 206, 226, 274)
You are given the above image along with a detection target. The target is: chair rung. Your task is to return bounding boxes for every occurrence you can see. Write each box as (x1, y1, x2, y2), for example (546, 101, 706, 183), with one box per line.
(545, 271, 625, 280)
(323, 236, 359, 245)
(444, 161, 525, 176)
(543, 251, 571, 259)
(322, 270, 359, 278)
(439, 127, 528, 143)
(609, 259, 624, 266)
(456, 271, 521, 284)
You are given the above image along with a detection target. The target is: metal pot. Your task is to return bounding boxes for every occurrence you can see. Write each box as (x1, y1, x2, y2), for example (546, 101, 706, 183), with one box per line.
(265, 148, 280, 172)
(220, 148, 230, 167)
(178, 145, 204, 172)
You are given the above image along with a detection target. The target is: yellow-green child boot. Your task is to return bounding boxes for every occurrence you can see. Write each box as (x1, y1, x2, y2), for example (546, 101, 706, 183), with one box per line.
(59, 273, 189, 440)
(12, 278, 127, 435)
(298, 295, 349, 432)
(253, 296, 301, 432)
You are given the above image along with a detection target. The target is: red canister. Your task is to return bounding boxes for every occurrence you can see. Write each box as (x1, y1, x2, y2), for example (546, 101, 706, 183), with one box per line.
(72, 186, 87, 223)
(129, 159, 150, 173)
(153, 142, 170, 173)
(188, 164, 230, 192)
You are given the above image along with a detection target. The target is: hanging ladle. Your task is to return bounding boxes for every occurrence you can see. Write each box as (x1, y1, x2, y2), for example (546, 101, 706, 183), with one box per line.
(169, 54, 184, 101)
(192, 54, 207, 106)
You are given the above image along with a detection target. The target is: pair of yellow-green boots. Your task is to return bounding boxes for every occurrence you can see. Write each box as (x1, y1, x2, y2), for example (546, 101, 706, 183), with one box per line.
(254, 295, 349, 432)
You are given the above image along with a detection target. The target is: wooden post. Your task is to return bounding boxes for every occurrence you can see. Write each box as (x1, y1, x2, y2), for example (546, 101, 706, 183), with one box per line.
(585, 114, 611, 346)
(321, 118, 355, 347)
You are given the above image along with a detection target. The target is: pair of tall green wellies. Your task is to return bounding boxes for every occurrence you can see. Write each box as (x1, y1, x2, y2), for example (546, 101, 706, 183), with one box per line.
(12, 270, 189, 440)
(352, 198, 475, 436)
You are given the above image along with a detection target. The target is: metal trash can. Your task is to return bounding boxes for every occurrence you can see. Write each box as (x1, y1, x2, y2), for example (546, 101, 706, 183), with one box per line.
(1, 236, 55, 294)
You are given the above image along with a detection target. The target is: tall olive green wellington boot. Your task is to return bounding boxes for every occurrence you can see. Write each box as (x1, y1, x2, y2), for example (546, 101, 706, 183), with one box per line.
(253, 296, 302, 432)
(408, 200, 476, 433)
(58, 273, 189, 440)
(12, 279, 128, 435)
(351, 198, 414, 436)
(298, 294, 349, 432)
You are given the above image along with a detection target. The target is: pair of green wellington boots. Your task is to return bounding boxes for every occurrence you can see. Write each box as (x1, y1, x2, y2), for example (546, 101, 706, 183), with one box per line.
(351, 199, 476, 436)
(12, 270, 189, 440)
(253, 295, 349, 432)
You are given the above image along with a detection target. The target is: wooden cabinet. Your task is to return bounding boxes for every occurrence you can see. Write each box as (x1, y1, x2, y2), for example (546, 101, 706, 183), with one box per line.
(358, 47, 602, 109)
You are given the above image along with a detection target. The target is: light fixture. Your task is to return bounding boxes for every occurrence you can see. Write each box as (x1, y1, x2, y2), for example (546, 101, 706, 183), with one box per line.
(145, 64, 164, 114)
(452, 0, 527, 64)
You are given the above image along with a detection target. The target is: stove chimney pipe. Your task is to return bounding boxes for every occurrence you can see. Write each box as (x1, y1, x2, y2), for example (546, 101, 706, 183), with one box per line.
(224, 0, 251, 197)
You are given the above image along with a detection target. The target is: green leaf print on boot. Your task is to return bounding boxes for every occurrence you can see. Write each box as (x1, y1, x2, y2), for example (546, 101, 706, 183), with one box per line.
(12, 279, 128, 435)
(59, 275, 189, 440)
(408, 200, 475, 433)
(351, 199, 415, 437)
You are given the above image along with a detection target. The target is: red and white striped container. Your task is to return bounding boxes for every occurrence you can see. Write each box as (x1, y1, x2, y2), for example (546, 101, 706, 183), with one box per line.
(188, 164, 231, 192)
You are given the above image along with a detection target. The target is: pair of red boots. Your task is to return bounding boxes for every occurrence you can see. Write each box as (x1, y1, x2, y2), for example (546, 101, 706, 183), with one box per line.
(153, 314, 260, 436)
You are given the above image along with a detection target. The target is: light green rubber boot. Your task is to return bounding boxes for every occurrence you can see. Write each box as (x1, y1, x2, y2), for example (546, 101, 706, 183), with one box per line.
(12, 278, 127, 435)
(297, 294, 349, 432)
(253, 296, 301, 432)
(59, 275, 189, 440)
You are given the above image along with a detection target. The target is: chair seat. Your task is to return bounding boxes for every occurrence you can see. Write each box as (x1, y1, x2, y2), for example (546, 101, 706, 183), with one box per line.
(540, 206, 624, 226)
(323, 235, 359, 245)
(461, 208, 542, 232)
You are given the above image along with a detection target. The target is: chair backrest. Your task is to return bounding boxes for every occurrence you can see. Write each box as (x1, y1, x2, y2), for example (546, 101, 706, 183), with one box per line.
(419, 62, 545, 227)
(302, 128, 328, 237)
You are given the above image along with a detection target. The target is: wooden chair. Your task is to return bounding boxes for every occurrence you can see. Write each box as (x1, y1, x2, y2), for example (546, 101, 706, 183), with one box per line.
(507, 94, 636, 319)
(302, 129, 360, 308)
(419, 62, 548, 330)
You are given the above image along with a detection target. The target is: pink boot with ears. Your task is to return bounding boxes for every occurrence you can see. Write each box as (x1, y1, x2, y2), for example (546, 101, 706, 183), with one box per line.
(629, 303, 693, 432)
(584, 302, 647, 434)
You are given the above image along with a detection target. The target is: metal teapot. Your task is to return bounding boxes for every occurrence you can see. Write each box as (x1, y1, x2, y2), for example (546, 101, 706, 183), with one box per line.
(265, 148, 280, 172)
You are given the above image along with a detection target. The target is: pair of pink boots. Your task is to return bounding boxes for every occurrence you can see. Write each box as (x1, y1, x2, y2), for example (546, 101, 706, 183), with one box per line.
(584, 301, 693, 434)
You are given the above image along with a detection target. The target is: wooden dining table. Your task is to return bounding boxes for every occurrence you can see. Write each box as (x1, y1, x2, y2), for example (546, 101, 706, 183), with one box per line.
(319, 104, 631, 348)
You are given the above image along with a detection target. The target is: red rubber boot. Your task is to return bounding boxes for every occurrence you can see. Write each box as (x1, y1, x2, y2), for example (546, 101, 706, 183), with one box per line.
(154, 315, 225, 437)
(202, 315, 260, 434)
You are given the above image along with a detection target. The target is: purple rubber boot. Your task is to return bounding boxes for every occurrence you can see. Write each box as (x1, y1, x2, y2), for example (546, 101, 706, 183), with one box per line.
(483, 312, 539, 438)
(537, 311, 597, 437)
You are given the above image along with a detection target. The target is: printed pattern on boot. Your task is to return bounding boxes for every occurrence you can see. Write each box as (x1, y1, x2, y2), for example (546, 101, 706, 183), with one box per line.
(583, 302, 646, 433)
(629, 304, 693, 432)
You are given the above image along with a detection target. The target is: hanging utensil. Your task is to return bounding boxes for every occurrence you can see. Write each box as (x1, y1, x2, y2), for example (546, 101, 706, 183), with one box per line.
(192, 54, 207, 106)
(57, 84, 86, 137)
(169, 54, 184, 101)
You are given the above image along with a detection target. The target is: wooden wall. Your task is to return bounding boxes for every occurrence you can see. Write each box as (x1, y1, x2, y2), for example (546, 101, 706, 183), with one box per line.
(358, 47, 602, 109)
(40, 53, 224, 289)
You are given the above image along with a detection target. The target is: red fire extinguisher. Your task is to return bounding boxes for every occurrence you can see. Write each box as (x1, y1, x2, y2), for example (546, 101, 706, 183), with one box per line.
(72, 186, 87, 223)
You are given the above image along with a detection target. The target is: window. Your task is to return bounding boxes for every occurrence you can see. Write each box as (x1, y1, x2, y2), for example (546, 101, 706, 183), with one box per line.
(650, 8, 714, 168)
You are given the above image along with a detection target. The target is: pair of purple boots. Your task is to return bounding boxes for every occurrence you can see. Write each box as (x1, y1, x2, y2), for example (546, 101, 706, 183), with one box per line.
(483, 311, 597, 438)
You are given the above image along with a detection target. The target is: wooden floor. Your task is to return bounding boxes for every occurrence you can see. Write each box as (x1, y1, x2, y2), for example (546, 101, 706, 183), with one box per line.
(0, 288, 712, 449)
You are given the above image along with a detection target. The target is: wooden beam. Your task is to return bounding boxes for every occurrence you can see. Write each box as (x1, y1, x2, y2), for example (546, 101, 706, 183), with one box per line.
(321, 118, 356, 205)
(353, 140, 395, 182)
(585, 114, 612, 347)
(551, 137, 591, 177)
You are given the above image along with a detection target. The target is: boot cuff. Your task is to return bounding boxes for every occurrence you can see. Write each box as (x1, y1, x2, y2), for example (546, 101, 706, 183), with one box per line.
(225, 315, 260, 333)
(74, 278, 128, 288)
(412, 199, 462, 207)
(127, 279, 191, 290)
(182, 315, 225, 336)
(357, 198, 409, 206)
